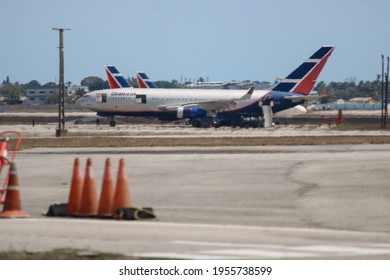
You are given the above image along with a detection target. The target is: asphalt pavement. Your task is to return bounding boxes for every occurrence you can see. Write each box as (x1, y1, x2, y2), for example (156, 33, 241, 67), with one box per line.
(1, 145, 390, 259)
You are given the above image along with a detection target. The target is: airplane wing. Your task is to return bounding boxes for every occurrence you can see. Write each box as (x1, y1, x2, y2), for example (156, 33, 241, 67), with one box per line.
(157, 87, 255, 114)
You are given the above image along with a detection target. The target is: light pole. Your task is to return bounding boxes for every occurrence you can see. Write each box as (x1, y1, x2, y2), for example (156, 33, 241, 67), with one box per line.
(381, 55, 384, 129)
(52, 28, 70, 137)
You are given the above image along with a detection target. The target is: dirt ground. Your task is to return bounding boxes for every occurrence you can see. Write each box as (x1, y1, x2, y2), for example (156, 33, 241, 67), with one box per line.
(7, 135, 390, 149)
(2, 110, 390, 148)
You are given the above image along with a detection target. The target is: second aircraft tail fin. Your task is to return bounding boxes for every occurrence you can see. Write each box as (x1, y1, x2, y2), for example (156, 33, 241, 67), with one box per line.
(272, 45, 335, 95)
(137, 72, 157, 88)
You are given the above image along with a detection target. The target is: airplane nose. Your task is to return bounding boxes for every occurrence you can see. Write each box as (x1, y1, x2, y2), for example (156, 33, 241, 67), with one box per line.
(75, 97, 87, 107)
(75, 97, 83, 105)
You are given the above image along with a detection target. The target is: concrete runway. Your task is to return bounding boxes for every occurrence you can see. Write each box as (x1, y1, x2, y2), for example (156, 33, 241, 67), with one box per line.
(1, 145, 390, 259)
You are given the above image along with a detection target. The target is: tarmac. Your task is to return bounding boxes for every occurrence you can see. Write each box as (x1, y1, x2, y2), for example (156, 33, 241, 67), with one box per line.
(1, 144, 390, 259)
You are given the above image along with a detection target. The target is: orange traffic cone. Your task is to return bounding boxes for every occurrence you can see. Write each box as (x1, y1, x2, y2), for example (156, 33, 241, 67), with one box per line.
(112, 159, 131, 214)
(78, 158, 98, 217)
(67, 158, 83, 216)
(98, 158, 115, 217)
(0, 162, 29, 218)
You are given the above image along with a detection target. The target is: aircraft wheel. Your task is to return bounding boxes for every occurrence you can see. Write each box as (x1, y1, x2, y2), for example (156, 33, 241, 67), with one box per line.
(192, 120, 201, 127)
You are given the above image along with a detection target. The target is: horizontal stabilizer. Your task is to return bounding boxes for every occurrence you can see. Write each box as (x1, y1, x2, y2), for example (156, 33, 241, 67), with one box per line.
(284, 94, 318, 102)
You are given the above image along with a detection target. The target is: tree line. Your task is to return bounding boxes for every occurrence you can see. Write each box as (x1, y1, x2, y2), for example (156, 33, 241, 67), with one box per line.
(314, 77, 381, 103)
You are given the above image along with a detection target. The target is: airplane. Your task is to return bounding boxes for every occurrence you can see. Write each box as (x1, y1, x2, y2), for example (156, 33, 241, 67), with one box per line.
(105, 65, 307, 123)
(78, 45, 335, 127)
(105, 65, 307, 120)
(105, 65, 157, 89)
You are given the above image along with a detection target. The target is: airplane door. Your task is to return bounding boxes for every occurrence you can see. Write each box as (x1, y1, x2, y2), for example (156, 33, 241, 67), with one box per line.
(136, 94, 147, 104)
(96, 93, 107, 103)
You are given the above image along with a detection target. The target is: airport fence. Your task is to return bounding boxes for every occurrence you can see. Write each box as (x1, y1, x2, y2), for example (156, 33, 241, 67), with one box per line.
(327, 103, 381, 110)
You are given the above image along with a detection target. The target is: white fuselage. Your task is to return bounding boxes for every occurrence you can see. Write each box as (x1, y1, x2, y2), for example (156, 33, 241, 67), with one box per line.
(77, 88, 270, 116)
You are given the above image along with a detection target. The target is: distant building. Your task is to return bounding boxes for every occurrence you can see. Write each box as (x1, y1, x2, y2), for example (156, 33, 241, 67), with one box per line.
(328, 97, 381, 110)
(26, 84, 89, 105)
(26, 88, 59, 105)
(348, 97, 378, 104)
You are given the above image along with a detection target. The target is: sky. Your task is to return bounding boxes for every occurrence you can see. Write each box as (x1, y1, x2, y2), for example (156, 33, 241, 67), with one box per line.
(1, 0, 389, 85)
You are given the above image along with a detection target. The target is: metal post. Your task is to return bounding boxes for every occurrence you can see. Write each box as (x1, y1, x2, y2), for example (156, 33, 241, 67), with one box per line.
(385, 57, 390, 128)
(261, 96, 274, 128)
(381, 55, 384, 129)
(52, 28, 70, 137)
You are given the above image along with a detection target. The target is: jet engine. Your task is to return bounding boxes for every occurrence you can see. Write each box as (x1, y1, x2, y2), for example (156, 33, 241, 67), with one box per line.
(177, 107, 207, 119)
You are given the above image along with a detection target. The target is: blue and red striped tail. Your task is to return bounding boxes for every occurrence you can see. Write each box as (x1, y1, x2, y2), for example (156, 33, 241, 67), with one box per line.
(105, 65, 132, 89)
(272, 45, 335, 95)
(137, 72, 157, 88)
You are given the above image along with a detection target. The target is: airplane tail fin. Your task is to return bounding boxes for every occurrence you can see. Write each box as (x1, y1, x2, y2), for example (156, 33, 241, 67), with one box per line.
(137, 72, 157, 88)
(272, 45, 335, 95)
(105, 65, 132, 89)
(240, 86, 255, 100)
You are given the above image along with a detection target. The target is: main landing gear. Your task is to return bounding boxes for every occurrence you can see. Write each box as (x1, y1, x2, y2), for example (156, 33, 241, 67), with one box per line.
(109, 116, 116, 127)
(190, 118, 213, 128)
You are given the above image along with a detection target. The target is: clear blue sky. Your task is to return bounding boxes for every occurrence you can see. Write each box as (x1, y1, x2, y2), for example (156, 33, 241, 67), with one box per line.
(1, 0, 389, 85)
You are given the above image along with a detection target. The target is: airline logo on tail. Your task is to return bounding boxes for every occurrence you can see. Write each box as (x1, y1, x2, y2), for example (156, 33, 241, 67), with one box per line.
(272, 45, 335, 95)
(105, 65, 132, 89)
(137, 72, 157, 88)
(105, 66, 157, 89)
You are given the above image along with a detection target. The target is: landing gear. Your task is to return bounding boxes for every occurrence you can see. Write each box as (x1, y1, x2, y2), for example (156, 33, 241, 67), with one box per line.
(109, 116, 116, 127)
(191, 118, 213, 128)
(186, 116, 262, 128)
(230, 116, 262, 128)
(212, 118, 222, 128)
